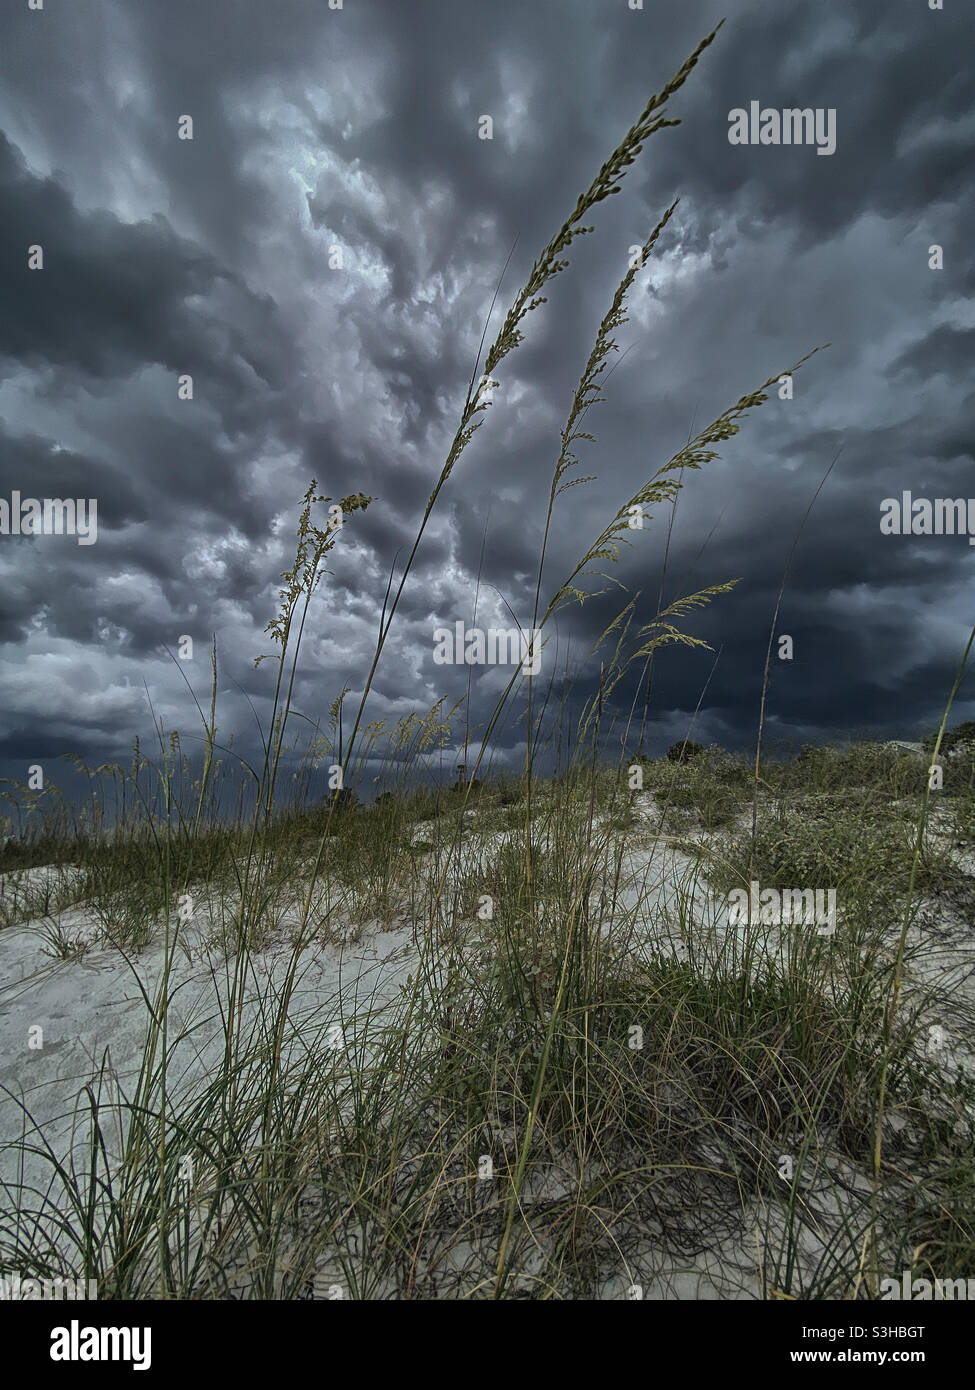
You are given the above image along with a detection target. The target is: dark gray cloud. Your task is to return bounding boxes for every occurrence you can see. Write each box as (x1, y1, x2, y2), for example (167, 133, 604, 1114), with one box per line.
(0, 0, 972, 809)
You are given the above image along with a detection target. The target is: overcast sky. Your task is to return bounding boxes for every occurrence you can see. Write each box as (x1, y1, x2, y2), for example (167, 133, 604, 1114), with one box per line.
(1, 0, 972, 810)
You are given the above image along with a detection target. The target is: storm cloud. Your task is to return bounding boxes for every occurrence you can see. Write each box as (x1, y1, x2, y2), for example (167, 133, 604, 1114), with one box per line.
(0, 0, 971, 805)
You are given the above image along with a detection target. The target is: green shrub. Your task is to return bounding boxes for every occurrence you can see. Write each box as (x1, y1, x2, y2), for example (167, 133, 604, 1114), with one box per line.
(666, 739, 704, 764)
